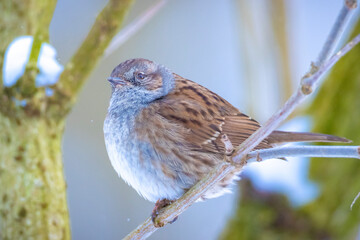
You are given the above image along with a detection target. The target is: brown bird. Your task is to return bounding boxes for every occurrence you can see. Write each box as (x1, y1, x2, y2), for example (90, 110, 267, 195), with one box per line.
(103, 58, 349, 223)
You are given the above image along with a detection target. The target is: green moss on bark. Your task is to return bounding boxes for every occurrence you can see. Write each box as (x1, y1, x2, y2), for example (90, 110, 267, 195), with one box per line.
(0, 116, 70, 239)
(0, 0, 134, 238)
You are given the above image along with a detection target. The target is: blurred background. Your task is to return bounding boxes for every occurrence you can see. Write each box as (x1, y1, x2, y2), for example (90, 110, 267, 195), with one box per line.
(14, 0, 358, 239)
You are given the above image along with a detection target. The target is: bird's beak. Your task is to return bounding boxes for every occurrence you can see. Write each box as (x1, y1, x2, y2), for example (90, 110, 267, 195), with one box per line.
(107, 77, 127, 87)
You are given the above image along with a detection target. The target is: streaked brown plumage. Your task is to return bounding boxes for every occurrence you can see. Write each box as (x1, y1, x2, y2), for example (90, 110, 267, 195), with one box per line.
(104, 58, 350, 222)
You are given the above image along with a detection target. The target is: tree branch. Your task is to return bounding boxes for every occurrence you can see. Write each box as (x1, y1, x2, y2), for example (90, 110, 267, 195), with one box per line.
(351, 191, 360, 210)
(316, 0, 356, 67)
(124, 1, 359, 239)
(0, 0, 57, 115)
(247, 145, 360, 161)
(222, 17, 360, 240)
(233, 0, 357, 163)
(124, 145, 360, 239)
(55, 0, 134, 111)
(233, 32, 360, 164)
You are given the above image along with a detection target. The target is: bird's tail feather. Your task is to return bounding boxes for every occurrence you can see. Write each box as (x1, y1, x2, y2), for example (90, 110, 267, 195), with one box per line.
(267, 130, 351, 144)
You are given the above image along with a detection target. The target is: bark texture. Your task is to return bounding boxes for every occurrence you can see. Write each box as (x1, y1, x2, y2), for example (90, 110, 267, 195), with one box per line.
(0, 0, 134, 238)
(0, 117, 69, 239)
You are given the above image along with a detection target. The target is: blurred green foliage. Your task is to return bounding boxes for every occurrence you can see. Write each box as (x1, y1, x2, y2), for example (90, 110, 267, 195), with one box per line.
(221, 17, 360, 240)
(305, 18, 360, 239)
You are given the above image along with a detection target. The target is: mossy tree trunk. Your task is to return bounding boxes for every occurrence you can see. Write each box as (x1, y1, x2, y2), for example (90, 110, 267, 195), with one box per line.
(0, 116, 69, 239)
(0, 0, 134, 239)
(221, 17, 360, 240)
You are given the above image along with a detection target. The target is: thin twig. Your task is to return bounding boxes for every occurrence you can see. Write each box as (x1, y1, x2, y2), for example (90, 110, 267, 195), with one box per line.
(124, 2, 359, 239)
(247, 145, 360, 161)
(57, 0, 134, 105)
(232, 0, 358, 164)
(316, 0, 355, 66)
(233, 33, 360, 164)
(104, 0, 167, 58)
(302, 33, 360, 89)
(123, 36, 360, 237)
(351, 191, 360, 210)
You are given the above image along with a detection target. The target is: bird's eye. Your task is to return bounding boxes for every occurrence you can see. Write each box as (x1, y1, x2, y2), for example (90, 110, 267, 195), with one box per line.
(136, 72, 146, 80)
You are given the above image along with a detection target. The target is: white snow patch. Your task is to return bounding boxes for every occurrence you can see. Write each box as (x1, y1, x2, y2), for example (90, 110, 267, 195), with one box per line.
(2, 36, 63, 88)
(35, 42, 63, 87)
(2, 36, 33, 87)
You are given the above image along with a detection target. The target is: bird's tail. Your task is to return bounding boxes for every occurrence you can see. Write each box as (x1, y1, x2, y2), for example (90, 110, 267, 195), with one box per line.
(267, 130, 351, 145)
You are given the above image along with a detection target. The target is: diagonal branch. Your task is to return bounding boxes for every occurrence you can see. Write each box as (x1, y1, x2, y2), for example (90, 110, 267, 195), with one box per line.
(55, 0, 134, 109)
(316, 0, 357, 67)
(351, 191, 360, 210)
(124, 145, 360, 239)
(233, 33, 360, 164)
(124, 1, 359, 239)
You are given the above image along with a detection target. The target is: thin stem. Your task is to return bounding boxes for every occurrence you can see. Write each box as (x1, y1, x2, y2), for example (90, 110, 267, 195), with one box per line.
(234, 0, 359, 163)
(124, 3, 359, 239)
(233, 33, 360, 164)
(316, 1, 355, 66)
(302, 33, 360, 89)
(247, 145, 360, 161)
(57, 0, 134, 107)
(351, 192, 360, 210)
(104, 0, 167, 58)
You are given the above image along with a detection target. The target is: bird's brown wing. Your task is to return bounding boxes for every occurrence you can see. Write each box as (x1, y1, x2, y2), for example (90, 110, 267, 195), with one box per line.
(148, 75, 348, 156)
(155, 76, 271, 155)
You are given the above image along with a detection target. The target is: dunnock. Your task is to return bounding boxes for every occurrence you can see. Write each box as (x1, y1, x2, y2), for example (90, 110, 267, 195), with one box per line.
(103, 58, 349, 222)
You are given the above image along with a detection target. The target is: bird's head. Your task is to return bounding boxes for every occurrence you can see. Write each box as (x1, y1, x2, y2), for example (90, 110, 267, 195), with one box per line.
(108, 58, 175, 103)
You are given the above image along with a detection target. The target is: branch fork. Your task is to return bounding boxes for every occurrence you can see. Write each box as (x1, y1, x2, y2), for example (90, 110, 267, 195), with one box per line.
(124, 1, 359, 239)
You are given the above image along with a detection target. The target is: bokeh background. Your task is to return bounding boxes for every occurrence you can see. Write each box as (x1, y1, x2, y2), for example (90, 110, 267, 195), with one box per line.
(10, 0, 357, 239)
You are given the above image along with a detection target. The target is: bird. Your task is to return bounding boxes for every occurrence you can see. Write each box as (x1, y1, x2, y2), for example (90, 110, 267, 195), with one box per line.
(103, 58, 349, 224)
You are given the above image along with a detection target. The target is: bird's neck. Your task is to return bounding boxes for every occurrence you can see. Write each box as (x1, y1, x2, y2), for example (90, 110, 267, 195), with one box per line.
(108, 90, 148, 116)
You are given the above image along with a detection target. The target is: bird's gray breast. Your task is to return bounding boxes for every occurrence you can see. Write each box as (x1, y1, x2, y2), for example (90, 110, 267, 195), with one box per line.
(103, 98, 185, 202)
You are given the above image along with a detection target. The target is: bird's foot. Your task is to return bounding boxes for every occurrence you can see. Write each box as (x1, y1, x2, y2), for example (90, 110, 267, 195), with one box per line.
(151, 199, 177, 228)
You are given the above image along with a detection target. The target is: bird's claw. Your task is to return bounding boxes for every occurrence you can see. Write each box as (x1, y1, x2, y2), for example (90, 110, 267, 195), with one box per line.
(151, 199, 177, 228)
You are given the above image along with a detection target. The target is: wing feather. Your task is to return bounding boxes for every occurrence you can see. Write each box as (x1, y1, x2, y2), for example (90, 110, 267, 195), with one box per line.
(153, 76, 271, 155)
